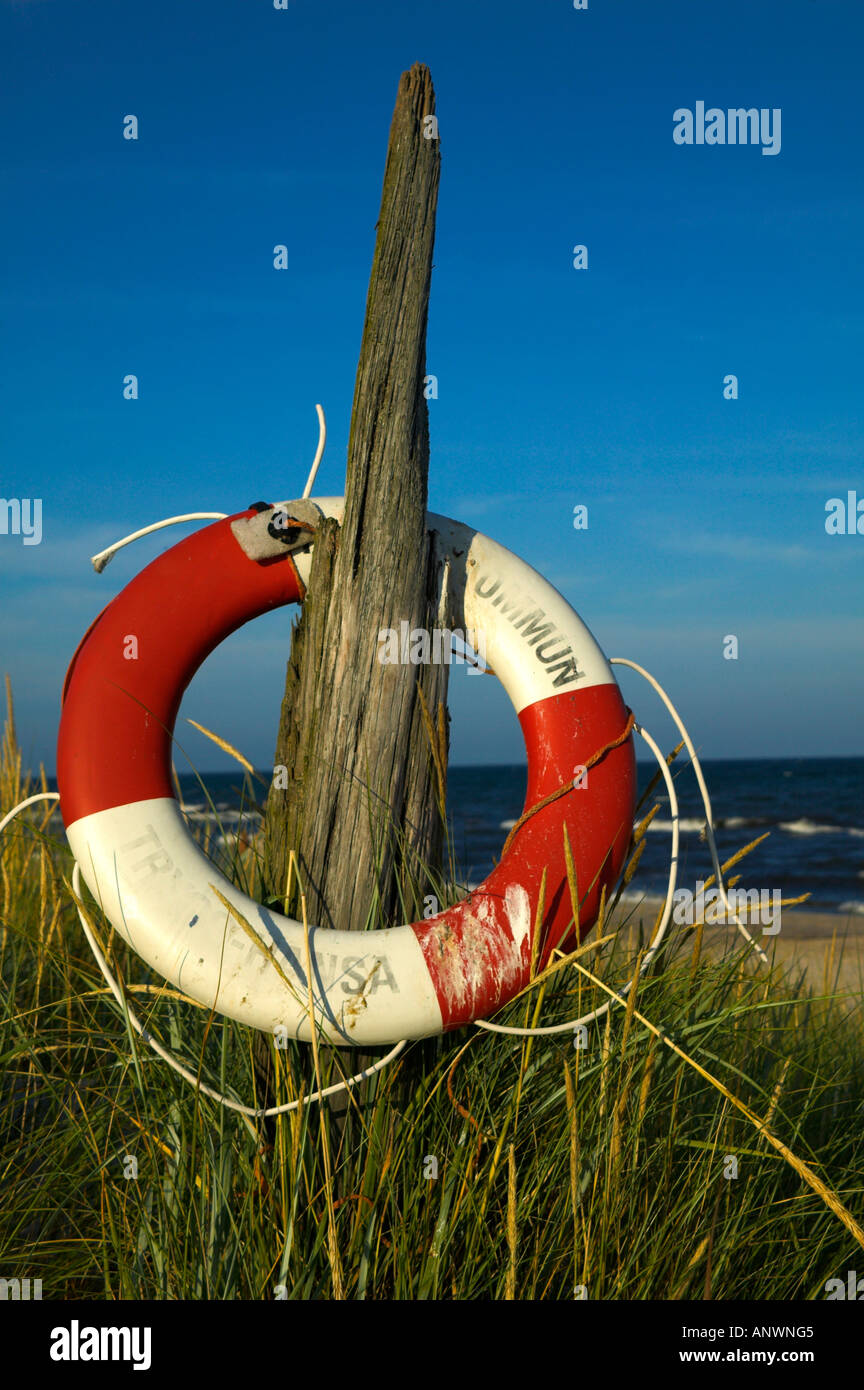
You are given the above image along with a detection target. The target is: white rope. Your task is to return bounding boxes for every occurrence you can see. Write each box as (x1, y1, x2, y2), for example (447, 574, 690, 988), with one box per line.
(610, 657, 768, 964)
(0, 791, 61, 837)
(474, 721, 679, 1037)
(69, 863, 406, 1116)
(88, 403, 327, 574)
(0, 791, 404, 1114)
(474, 657, 769, 1039)
(90, 514, 229, 574)
(302, 404, 326, 499)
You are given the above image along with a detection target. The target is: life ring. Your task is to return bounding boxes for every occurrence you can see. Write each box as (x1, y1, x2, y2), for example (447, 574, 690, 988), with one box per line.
(57, 498, 636, 1045)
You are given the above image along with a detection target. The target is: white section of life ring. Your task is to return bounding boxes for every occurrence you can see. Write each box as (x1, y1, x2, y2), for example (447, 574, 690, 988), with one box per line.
(292, 502, 615, 713)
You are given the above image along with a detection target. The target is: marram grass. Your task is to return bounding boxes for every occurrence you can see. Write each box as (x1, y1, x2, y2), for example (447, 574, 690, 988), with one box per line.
(1, 679, 864, 1300)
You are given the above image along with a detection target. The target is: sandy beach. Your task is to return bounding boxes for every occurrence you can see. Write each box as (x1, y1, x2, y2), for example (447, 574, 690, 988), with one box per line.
(610, 897, 864, 997)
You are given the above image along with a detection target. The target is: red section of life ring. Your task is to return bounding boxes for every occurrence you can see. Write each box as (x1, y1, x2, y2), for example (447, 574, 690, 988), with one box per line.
(412, 683, 634, 1029)
(58, 509, 303, 826)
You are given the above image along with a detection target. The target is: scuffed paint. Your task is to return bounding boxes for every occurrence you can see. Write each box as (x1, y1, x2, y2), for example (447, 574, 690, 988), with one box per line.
(419, 888, 532, 1026)
(504, 883, 531, 953)
(342, 959, 382, 1023)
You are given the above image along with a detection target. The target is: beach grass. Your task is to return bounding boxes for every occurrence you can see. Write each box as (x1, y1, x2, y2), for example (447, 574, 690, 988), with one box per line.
(2, 681, 864, 1301)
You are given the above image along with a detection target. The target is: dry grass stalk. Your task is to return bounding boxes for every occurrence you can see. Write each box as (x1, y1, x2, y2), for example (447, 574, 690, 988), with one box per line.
(563, 1060, 581, 1294)
(296, 852, 344, 1300)
(505, 1143, 517, 1299)
(572, 957, 864, 1252)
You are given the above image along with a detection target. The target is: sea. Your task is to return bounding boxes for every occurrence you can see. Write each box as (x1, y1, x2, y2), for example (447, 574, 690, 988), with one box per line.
(158, 756, 864, 917)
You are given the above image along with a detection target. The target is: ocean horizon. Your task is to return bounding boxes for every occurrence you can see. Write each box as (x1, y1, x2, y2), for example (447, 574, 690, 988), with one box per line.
(43, 755, 864, 917)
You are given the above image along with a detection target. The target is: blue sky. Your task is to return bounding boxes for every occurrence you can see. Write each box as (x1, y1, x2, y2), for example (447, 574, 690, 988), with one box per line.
(0, 0, 862, 774)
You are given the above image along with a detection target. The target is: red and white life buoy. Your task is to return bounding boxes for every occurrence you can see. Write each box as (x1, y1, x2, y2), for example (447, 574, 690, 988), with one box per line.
(57, 499, 636, 1045)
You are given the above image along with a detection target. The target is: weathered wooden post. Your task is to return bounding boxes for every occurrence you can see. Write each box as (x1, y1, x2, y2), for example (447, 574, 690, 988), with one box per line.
(257, 64, 446, 1102)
